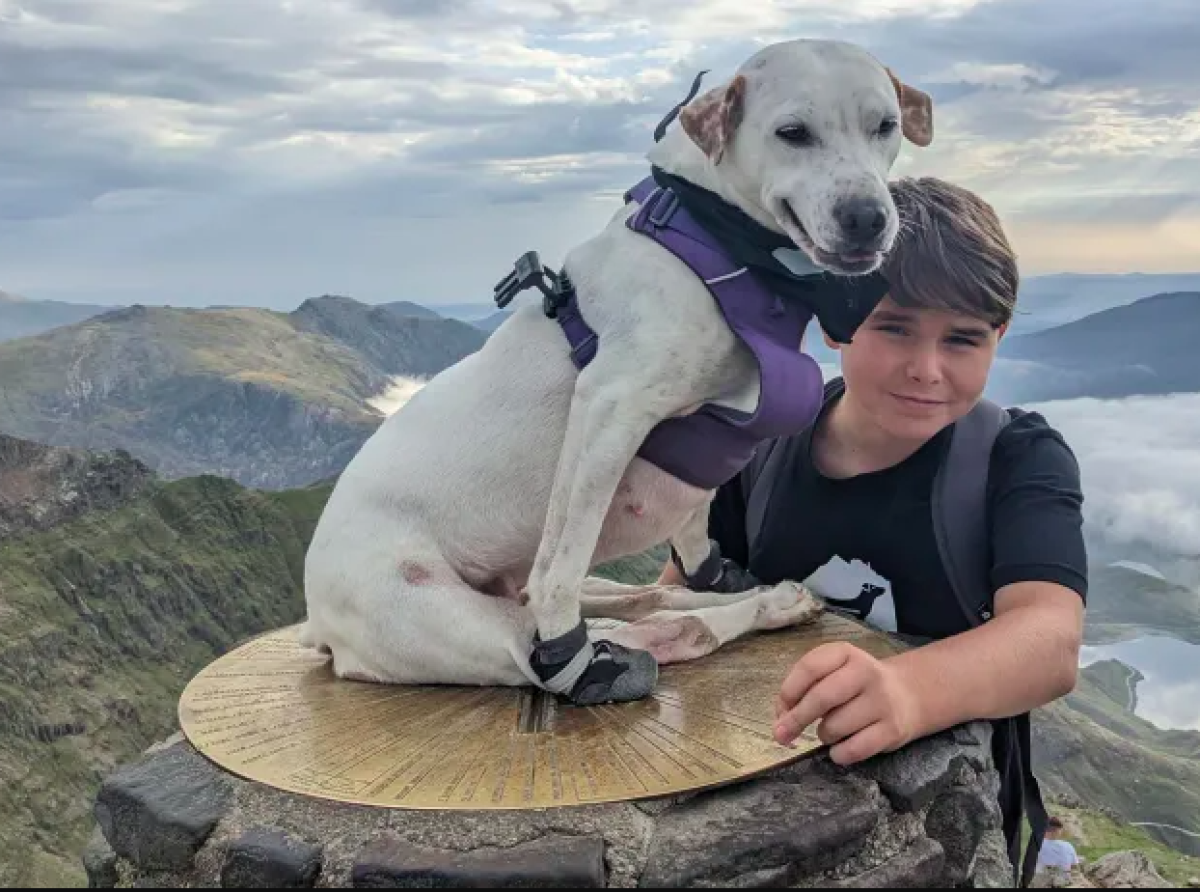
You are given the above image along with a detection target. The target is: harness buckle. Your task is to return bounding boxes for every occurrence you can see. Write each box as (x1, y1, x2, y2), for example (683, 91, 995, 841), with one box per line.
(492, 250, 574, 319)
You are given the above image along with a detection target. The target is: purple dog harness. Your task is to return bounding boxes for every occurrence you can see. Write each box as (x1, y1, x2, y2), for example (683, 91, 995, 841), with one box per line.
(552, 175, 826, 491)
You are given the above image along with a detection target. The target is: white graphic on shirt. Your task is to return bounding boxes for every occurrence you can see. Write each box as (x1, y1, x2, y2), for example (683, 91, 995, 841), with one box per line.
(803, 557, 898, 633)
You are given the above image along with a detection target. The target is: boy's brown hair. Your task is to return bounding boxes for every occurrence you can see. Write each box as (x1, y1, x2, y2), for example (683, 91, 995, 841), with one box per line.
(881, 176, 1019, 328)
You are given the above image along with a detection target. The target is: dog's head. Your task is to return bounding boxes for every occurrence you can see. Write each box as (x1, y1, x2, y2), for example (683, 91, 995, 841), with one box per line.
(678, 39, 933, 276)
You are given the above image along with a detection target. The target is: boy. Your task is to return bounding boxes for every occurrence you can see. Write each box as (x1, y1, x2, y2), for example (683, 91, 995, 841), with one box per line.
(659, 176, 1088, 886)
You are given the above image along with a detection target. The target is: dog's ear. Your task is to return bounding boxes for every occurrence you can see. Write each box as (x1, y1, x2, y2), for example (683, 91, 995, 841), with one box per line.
(679, 75, 747, 164)
(886, 68, 933, 147)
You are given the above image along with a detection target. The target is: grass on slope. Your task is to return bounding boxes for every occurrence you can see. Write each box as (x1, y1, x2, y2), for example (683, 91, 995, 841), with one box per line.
(0, 475, 329, 888)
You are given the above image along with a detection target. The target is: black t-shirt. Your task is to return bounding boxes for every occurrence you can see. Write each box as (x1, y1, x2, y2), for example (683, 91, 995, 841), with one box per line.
(708, 390, 1089, 641)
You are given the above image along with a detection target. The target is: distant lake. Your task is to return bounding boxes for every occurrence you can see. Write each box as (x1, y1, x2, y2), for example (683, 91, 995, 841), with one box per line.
(1080, 635, 1200, 732)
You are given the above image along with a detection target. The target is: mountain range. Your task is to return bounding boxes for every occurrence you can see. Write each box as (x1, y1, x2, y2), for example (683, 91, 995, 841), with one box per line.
(1083, 562, 1200, 646)
(988, 291, 1200, 404)
(1, 282, 1196, 490)
(7, 270, 1200, 344)
(1006, 273, 1200, 336)
(0, 291, 504, 344)
(0, 291, 118, 343)
(1, 434, 1196, 885)
(0, 297, 485, 489)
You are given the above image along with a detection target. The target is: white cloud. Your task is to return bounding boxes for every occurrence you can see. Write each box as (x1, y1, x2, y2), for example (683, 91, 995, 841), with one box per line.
(1030, 392, 1200, 558)
(366, 374, 428, 416)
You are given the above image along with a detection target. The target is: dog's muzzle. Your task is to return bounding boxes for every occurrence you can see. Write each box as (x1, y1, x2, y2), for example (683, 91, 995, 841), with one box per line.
(530, 620, 658, 706)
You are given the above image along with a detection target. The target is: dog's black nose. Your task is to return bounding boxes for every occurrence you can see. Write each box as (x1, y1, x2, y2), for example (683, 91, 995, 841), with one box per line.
(835, 198, 889, 247)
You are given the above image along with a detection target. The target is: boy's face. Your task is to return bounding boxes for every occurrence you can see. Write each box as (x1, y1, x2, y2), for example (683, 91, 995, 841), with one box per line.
(829, 294, 1005, 442)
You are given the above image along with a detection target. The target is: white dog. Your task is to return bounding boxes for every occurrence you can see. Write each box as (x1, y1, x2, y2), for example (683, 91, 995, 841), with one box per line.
(301, 38, 933, 706)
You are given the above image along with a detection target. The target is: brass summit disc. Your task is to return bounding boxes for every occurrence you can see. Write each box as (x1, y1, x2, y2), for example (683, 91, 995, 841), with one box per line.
(178, 613, 905, 810)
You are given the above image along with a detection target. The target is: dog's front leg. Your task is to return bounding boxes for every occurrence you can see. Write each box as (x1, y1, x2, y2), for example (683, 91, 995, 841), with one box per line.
(524, 375, 676, 706)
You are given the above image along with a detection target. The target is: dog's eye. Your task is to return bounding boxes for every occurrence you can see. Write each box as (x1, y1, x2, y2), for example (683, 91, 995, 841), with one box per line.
(776, 124, 814, 147)
(877, 118, 899, 137)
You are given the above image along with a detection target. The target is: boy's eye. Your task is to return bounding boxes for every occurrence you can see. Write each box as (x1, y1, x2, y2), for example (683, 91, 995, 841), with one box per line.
(879, 324, 908, 335)
(947, 336, 981, 347)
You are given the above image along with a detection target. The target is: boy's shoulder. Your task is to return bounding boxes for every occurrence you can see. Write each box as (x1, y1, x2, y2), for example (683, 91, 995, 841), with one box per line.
(993, 405, 1080, 465)
(988, 404, 1084, 497)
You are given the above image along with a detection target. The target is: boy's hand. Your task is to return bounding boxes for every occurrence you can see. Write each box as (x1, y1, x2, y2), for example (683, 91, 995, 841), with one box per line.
(772, 643, 921, 765)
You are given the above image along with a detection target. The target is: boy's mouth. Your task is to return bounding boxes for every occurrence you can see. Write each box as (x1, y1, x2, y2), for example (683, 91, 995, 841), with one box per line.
(890, 392, 946, 408)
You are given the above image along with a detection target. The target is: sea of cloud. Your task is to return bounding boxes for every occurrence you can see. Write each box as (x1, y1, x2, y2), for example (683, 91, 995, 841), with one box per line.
(1030, 391, 1200, 566)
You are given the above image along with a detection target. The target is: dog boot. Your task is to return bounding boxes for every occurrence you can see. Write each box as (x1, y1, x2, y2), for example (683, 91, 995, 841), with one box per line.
(529, 620, 658, 707)
(672, 539, 762, 593)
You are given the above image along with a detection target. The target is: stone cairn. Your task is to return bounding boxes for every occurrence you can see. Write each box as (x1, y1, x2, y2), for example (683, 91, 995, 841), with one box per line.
(84, 721, 1016, 888)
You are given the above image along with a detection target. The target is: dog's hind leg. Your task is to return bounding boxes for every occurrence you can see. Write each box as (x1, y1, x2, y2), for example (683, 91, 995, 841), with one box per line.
(598, 581, 823, 666)
(306, 559, 545, 689)
(580, 576, 765, 622)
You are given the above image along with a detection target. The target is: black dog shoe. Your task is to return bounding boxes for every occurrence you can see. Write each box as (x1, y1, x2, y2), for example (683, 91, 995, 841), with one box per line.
(672, 539, 762, 594)
(530, 621, 658, 706)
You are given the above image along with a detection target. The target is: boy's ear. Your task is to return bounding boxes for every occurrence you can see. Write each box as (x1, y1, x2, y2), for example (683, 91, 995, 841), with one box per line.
(996, 321, 1009, 341)
(822, 328, 841, 351)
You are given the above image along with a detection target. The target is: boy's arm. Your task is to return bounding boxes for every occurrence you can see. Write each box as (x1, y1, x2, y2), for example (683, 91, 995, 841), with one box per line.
(884, 580, 1082, 739)
(774, 413, 1088, 763)
(772, 580, 1083, 764)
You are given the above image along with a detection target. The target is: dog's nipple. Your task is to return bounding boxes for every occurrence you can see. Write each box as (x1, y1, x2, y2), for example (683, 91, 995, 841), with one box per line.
(625, 502, 647, 518)
(400, 560, 433, 586)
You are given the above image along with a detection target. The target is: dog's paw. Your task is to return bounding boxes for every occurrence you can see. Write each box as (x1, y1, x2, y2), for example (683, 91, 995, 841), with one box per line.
(753, 582, 824, 630)
(530, 621, 658, 706)
(568, 641, 659, 707)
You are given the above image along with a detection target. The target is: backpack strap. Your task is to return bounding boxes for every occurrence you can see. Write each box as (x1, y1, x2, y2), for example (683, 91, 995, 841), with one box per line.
(931, 396, 1010, 629)
(932, 398, 1050, 889)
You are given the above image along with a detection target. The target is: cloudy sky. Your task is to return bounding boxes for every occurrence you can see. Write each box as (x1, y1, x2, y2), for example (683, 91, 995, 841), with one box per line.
(2, 0, 1198, 309)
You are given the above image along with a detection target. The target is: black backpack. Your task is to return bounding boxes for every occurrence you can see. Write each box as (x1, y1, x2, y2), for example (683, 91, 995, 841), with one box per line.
(742, 377, 1048, 888)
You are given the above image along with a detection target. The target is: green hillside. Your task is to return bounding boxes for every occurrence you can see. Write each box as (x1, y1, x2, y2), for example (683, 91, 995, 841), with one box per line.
(0, 466, 331, 887)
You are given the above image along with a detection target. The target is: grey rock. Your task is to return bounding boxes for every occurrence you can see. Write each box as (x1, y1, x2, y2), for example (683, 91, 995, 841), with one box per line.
(83, 826, 119, 889)
(34, 718, 87, 742)
(351, 833, 607, 888)
(925, 786, 996, 886)
(1084, 851, 1171, 889)
(221, 827, 323, 888)
(640, 772, 880, 887)
(88, 727, 1011, 890)
(828, 836, 946, 889)
(94, 739, 233, 872)
(957, 759, 1014, 889)
(0, 433, 153, 538)
(857, 730, 983, 814)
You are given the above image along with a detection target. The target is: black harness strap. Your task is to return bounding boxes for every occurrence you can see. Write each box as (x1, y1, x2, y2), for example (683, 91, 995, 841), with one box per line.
(653, 69, 710, 142)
